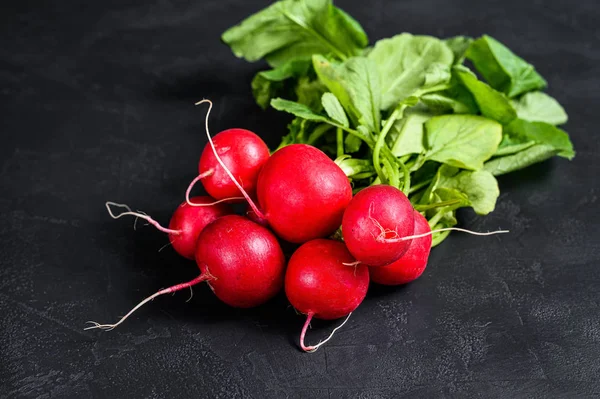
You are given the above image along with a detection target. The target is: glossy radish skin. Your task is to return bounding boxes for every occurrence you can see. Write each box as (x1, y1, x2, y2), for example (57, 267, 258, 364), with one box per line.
(285, 239, 369, 320)
(342, 185, 415, 267)
(370, 210, 432, 285)
(199, 128, 270, 200)
(168, 196, 232, 259)
(195, 215, 286, 308)
(256, 144, 352, 243)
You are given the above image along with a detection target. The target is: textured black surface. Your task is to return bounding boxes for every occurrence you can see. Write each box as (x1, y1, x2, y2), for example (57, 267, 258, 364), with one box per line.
(1, 1, 599, 398)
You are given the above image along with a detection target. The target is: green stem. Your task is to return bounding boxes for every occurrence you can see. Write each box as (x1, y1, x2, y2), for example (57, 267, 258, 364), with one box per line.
(372, 106, 405, 185)
(409, 178, 433, 194)
(427, 208, 447, 229)
(397, 157, 411, 195)
(306, 124, 332, 145)
(336, 127, 344, 158)
(414, 199, 461, 212)
(431, 227, 451, 247)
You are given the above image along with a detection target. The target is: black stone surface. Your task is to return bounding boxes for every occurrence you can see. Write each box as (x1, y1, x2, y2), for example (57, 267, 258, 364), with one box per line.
(1, 1, 599, 398)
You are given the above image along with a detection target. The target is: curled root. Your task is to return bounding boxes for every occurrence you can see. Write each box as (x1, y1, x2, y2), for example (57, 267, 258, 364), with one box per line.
(184, 169, 247, 207)
(299, 313, 352, 353)
(105, 202, 180, 235)
(195, 99, 266, 220)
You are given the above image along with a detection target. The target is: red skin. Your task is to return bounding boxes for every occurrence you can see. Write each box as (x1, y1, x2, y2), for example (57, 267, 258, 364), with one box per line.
(195, 215, 286, 308)
(342, 185, 415, 267)
(199, 128, 270, 200)
(167, 196, 232, 260)
(256, 144, 352, 244)
(285, 239, 369, 320)
(370, 210, 432, 285)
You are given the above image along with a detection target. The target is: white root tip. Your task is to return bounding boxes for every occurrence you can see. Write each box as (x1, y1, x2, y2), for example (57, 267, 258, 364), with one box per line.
(306, 313, 353, 353)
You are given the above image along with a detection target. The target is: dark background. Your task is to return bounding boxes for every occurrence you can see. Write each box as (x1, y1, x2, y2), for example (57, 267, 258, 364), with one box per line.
(1, 0, 599, 398)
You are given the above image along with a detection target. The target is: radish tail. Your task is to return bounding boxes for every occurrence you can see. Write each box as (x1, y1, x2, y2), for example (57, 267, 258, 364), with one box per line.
(299, 312, 352, 353)
(195, 99, 266, 221)
(105, 202, 180, 235)
(84, 274, 209, 331)
(376, 227, 510, 243)
(184, 171, 245, 207)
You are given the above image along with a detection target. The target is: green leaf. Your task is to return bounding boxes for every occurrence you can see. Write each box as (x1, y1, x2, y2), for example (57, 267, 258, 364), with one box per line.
(321, 92, 348, 127)
(368, 33, 454, 110)
(445, 36, 473, 64)
(344, 134, 362, 153)
(506, 119, 575, 159)
(484, 144, 558, 175)
(313, 55, 381, 133)
(295, 76, 327, 111)
(494, 140, 536, 156)
(435, 166, 499, 215)
(424, 114, 502, 170)
(388, 110, 431, 157)
(423, 62, 452, 87)
(222, 0, 368, 67)
(511, 91, 568, 125)
(455, 66, 517, 125)
(484, 118, 575, 175)
(466, 35, 547, 98)
(251, 59, 312, 109)
(270, 98, 330, 123)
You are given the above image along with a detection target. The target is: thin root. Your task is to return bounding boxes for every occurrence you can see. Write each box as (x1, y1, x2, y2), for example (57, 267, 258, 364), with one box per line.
(342, 261, 362, 267)
(195, 99, 266, 220)
(299, 313, 352, 353)
(84, 274, 208, 332)
(105, 201, 180, 235)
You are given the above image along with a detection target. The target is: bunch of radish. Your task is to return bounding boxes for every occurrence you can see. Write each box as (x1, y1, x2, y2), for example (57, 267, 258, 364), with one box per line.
(86, 100, 505, 352)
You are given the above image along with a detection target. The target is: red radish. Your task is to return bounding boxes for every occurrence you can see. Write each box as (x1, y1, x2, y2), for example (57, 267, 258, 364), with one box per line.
(342, 185, 415, 267)
(186, 128, 270, 203)
(105, 197, 232, 260)
(370, 210, 432, 285)
(285, 239, 369, 352)
(194, 215, 285, 307)
(85, 215, 286, 331)
(196, 100, 352, 243)
(256, 144, 352, 243)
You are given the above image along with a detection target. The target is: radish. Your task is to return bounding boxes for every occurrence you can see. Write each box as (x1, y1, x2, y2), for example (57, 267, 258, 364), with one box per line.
(256, 144, 353, 243)
(86, 215, 286, 331)
(186, 128, 270, 203)
(284, 239, 369, 352)
(105, 196, 232, 260)
(369, 210, 432, 285)
(342, 185, 415, 267)
(195, 100, 353, 243)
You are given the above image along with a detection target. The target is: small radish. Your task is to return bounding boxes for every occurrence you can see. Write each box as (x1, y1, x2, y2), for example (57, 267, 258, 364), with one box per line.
(285, 239, 369, 352)
(196, 100, 352, 243)
(370, 210, 432, 285)
(106, 196, 232, 260)
(342, 185, 415, 267)
(187, 128, 270, 203)
(86, 215, 286, 331)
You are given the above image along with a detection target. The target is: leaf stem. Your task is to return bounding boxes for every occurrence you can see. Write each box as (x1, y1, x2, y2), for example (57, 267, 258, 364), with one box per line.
(372, 105, 406, 185)
(336, 127, 344, 157)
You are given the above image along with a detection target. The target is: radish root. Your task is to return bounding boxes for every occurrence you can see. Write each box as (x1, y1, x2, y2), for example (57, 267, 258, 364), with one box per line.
(374, 226, 509, 243)
(368, 205, 509, 243)
(195, 99, 267, 221)
(105, 202, 180, 235)
(299, 312, 352, 353)
(84, 274, 209, 331)
(184, 169, 245, 207)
